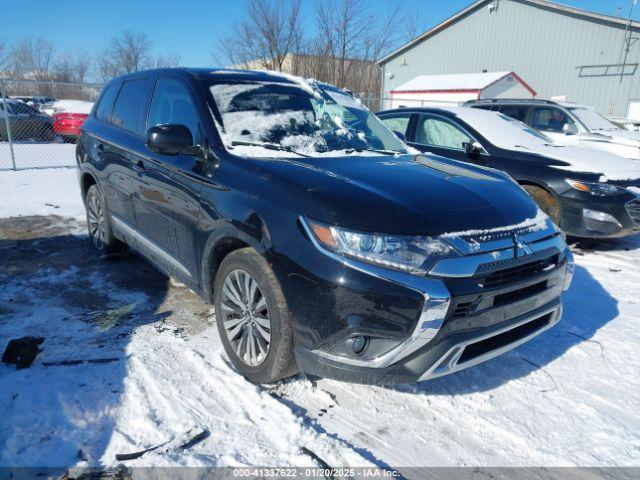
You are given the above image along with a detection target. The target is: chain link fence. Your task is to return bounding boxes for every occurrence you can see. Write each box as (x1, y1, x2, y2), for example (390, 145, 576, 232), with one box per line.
(0, 79, 102, 170)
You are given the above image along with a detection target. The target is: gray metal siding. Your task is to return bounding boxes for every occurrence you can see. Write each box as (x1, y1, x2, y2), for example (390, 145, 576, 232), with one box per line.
(382, 0, 640, 116)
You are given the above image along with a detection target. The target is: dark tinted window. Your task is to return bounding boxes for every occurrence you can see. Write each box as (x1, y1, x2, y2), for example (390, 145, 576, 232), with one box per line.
(111, 79, 150, 135)
(471, 104, 496, 111)
(531, 107, 575, 132)
(95, 83, 119, 122)
(148, 78, 200, 143)
(498, 105, 529, 122)
(9, 102, 37, 115)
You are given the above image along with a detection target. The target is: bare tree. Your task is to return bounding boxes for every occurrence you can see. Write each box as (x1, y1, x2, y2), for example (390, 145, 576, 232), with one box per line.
(10, 37, 56, 81)
(99, 31, 151, 81)
(73, 52, 92, 83)
(300, 0, 401, 95)
(53, 51, 91, 83)
(214, 0, 303, 71)
(155, 52, 182, 68)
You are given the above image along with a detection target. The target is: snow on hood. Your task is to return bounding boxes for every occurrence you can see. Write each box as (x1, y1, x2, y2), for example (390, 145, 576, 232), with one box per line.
(528, 144, 640, 182)
(452, 107, 640, 181)
(440, 208, 550, 239)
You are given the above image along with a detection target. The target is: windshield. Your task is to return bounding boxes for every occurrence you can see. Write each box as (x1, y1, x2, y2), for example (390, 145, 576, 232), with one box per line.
(209, 81, 407, 157)
(568, 107, 618, 132)
(462, 111, 554, 150)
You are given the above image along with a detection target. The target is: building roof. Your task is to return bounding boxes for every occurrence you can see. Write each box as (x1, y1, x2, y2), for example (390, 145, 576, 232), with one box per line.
(389, 71, 536, 96)
(378, 0, 640, 65)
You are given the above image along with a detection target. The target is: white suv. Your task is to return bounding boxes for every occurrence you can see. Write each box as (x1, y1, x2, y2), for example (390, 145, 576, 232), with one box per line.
(467, 99, 640, 161)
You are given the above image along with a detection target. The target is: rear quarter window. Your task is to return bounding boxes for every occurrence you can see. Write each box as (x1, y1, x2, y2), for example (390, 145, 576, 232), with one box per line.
(95, 83, 120, 122)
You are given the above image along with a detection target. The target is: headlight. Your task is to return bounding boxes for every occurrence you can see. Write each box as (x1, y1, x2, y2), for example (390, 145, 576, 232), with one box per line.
(565, 179, 626, 196)
(303, 218, 456, 274)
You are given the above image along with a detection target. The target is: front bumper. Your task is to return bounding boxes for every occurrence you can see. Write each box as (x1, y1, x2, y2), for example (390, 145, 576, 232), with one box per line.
(281, 218, 573, 385)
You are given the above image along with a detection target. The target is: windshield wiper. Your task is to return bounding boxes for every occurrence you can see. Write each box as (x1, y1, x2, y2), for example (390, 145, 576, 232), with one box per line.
(344, 148, 400, 156)
(230, 140, 310, 158)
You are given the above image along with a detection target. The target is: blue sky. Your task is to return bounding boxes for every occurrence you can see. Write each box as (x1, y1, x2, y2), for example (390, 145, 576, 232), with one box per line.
(4, 0, 639, 75)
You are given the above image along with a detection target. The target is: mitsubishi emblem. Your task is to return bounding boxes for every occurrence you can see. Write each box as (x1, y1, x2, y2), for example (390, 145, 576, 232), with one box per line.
(513, 233, 532, 258)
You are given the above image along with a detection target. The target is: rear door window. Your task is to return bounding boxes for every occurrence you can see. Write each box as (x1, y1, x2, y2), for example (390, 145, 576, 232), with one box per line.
(497, 105, 529, 123)
(111, 79, 150, 136)
(95, 83, 120, 122)
(148, 78, 201, 143)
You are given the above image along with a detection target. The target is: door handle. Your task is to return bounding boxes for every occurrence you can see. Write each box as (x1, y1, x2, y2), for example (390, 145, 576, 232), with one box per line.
(97, 143, 104, 152)
(136, 160, 145, 170)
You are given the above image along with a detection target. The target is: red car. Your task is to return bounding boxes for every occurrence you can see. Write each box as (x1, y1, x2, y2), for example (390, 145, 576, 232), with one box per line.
(53, 112, 89, 142)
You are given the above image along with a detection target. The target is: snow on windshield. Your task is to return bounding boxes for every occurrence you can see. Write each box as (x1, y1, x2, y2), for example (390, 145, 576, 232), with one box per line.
(569, 107, 618, 132)
(209, 80, 406, 158)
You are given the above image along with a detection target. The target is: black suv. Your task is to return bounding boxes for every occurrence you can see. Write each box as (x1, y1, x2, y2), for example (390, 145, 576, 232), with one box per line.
(77, 68, 573, 385)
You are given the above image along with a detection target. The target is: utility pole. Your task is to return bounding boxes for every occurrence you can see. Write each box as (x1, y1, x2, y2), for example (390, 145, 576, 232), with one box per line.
(619, 0, 638, 83)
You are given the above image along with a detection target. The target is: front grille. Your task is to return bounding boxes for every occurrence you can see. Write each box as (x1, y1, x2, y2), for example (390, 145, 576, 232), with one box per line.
(493, 281, 547, 307)
(481, 254, 558, 289)
(458, 312, 553, 363)
(627, 199, 640, 226)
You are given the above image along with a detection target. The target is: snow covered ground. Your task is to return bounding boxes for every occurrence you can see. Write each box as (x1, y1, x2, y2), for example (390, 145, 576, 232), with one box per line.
(0, 168, 639, 473)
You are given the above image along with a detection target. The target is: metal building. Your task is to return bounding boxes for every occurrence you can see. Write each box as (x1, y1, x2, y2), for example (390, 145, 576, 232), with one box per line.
(378, 0, 640, 118)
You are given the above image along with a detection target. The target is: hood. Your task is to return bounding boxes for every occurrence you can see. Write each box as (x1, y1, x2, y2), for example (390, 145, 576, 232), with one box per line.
(254, 153, 540, 236)
(606, 129, 640, 145)
(513, 144, 640, 182)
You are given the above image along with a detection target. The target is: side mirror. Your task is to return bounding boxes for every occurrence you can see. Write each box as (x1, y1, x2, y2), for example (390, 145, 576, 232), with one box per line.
(393, 130, 406, 142)
(562, 123, 578, 135)
(147, 124, 197, 156)
(463, 141, 483, 156)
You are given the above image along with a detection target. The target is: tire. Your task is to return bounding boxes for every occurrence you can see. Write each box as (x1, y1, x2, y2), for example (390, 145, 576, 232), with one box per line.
(214, 247, 297, 384)
(84, 184, 124, 254)
(522, 184, 561, 225)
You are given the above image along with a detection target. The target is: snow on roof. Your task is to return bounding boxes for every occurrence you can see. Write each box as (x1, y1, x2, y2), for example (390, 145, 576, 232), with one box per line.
(391, 71, 513, 93)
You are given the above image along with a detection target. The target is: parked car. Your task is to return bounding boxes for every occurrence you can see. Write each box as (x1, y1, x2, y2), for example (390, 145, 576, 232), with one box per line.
(377, 106, 640, 238)
(77, 68, 573, 385)
(11, 96, 56, 111)
(53, 112, 89, 142)
(465, 99, 640, 161)
(0, 99, 54, 141)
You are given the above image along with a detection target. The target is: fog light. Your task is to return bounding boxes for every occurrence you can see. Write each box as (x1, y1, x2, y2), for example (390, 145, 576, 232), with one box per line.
(582, 208, 622, 230)
(349, 335, 368, 355)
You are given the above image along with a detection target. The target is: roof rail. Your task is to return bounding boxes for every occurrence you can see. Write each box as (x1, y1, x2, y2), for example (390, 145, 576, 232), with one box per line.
(463, 98, 557, 105)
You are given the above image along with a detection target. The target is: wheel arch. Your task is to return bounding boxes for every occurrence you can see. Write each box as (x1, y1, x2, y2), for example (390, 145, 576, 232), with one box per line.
(516, 179, 559, 201)
(80, 171, 98, 200)
(199, 217, 273, 304)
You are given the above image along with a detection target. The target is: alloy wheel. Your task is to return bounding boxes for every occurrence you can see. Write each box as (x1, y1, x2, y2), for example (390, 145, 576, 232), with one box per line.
(87, 193, 106, 250)
(221, 269, 271, 366)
